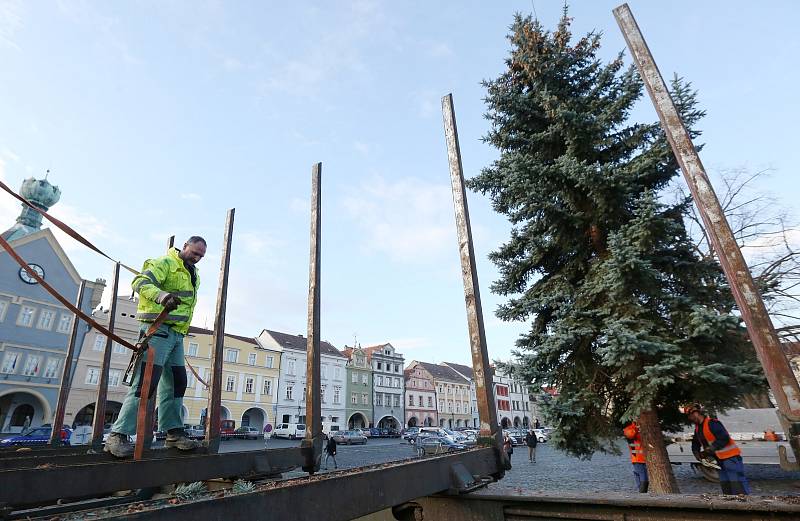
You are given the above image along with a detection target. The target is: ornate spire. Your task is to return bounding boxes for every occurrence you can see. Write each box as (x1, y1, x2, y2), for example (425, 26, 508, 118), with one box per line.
(2, 175, 61, 241)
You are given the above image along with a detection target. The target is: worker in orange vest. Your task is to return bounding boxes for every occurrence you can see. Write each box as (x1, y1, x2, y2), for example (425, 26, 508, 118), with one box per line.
(686, 404, 750, 495)
(623, 422, 648, 493)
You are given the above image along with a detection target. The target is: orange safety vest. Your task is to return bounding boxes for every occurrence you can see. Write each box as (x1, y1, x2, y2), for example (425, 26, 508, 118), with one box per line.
(696, 417, 741, 460)
(623, 422, 645, 464)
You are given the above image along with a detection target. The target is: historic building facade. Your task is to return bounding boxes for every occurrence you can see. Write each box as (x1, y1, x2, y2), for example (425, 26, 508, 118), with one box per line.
(365, 343, 404, 430)
(407, 361, 471, 429)
(403, 363, 437, 428)
(66, 294, 140, 428)
(343, 345, 372, 429)
(0, 177, 104, 433)
(182, 326, 282, 431)
(441, 362, 480, 428)
(262, 329, 346, 434)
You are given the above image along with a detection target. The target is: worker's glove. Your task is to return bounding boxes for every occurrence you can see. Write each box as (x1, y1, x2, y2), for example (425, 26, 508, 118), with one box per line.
(157, 292, 182, 311)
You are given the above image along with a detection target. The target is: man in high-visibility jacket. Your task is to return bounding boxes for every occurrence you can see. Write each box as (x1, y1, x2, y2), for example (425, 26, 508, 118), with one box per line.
(105, 237, 206, 458)
(686, 403, 750, 495)
(623, 422, 648, 493)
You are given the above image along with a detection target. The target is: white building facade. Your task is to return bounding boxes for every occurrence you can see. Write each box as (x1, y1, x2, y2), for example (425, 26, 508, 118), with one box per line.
(260, 329, 347, 434)
(365, 343, 404, 430)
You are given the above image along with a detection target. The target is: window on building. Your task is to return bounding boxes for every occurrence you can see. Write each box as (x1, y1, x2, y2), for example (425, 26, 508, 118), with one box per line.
(22, 355, 40, 376)
(36, 309, 55, 330)
(113, 342, 127, 354)
(409, 395, 415, 406)
(248, 353, 257, 366)
(427, 397, 433, 407)
(285, 384, 294, 400)
(456, 403, 461, 413)
(334, 367, 340, 380)
(188, 342, 199, 357)
(438, 399, 444, 411)
(385, 349, 391, 355)
(321, 365, 327, 379)
(86, 366, 100, 385)
(375, 394, 383, 406)
(351, 393, 358, 404)
(266, 355, 274, 368)
(334, 386, 341, 404)
(263, 379, 272, 395)
(418, 395, 423, 406)
(245, 377, 254, 393)
(224, 349, 239, 363)
(0, 300, 8, 322)
(187, 372, 196, 389)
(225, 375, 236, 392)
(109, 369, 121, 387)
(287, 359, 296, 376)
(376, 375, 383, 386)
(438, 385, 443, 394)
(17, 305, 36, 327)
(361, 374, 368, 385)
(331, 416, 339, 424)
(394, 395, 400, 407)
(351, 372, 358, 383)
(1, 352, 19, 374)
(361, 393, 368, 405)
(395, 377, 401, 388)
(394, 363, 399, 373)
(377, 361, 382, 371)
(92, 334, 105, 351)
(43, 358, 60, 378)
(321, 385, 326, 403)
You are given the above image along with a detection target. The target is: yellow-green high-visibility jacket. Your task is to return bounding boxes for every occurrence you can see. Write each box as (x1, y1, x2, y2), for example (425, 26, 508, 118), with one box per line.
(131, 248, 199, 335)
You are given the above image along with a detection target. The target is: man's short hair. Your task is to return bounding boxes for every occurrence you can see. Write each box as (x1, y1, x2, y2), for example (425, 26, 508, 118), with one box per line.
(186, 236, 207, 247)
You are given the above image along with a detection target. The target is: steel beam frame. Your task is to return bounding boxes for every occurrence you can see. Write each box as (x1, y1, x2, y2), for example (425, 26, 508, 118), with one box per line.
(0, 447, 303, 508)
(92, 261, 121, 449)
(58, 449, 501, 521)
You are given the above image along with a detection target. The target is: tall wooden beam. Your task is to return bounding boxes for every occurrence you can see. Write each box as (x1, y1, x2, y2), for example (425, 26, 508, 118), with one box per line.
(205, 209, 236, 453)
(441, 94, 506, 473)
(49, 281, 86, 446)
(613, 3, 800, 464)
(302, 162, 322, 474)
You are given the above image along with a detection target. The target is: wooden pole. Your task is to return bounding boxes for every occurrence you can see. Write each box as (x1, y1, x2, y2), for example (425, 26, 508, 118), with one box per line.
(49, 281, 86, 446)
(441, 94, 506, 473)
(302, 162, 322, 474)
(205, 209, 235, 453)
(91, 262, 121, 449)
(613, 2, 800, 468)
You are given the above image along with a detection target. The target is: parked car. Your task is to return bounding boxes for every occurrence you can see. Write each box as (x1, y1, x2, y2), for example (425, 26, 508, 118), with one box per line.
(385, 428, 401, 438)
(331, 430, 368, 445)
(272, 423, 306, 440)
(234, 426, 260, 440)
(0, 426, 72, 447)
(357, 428, 371, 438)
(418, 436, 467, 455)
(402, 427, 420, 441)
(533, 428, 549, 443)
(220, 420, 236, 441)
(503, 429, 524, 446)
(368, 427, 383, 438)
(185, 425, 205, 439)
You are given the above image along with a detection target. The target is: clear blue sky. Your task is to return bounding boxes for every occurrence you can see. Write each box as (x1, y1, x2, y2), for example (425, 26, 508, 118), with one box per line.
(1, 1, 798, 366)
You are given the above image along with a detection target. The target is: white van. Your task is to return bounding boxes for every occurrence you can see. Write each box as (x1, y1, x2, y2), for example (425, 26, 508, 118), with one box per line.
(272, 423, 306, 440)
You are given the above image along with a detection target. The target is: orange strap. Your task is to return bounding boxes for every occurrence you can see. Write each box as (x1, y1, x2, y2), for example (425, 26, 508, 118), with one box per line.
(185, 357, 210, 389)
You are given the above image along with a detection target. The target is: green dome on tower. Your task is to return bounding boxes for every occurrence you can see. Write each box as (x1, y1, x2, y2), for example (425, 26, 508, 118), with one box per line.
(1, 174, 61, 242)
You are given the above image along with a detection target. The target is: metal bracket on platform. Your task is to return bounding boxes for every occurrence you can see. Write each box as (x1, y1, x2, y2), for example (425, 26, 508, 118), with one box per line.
(447, 462, 493, 495)
(778, 444, 800, 471)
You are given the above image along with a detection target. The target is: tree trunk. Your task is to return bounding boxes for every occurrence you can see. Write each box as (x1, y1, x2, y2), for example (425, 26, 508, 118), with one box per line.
(638, 408, 679, 494)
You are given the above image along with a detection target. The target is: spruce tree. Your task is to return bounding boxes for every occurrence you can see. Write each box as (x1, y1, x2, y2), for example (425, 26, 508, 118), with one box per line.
(469, 12, 763, 493)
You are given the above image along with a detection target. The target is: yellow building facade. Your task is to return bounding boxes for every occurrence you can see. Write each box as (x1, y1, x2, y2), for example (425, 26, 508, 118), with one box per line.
(182, 326, 281, 431)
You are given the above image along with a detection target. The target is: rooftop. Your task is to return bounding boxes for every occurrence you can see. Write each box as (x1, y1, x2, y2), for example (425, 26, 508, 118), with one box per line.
(264, 329, 346, 358)
(187, 326, 258, 346)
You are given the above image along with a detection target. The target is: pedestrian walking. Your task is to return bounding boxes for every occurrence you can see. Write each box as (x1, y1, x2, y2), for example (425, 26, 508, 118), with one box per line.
(503, 434, 514, 463)
(686, 404, 750, 495)
(534, 417, 541, 430)
(324, 434, 338, 470)
(22, 415, 31, 434)
(105, 237, 207, 458)
(623, 422, 648, 493)
(524, 429, 538, 462)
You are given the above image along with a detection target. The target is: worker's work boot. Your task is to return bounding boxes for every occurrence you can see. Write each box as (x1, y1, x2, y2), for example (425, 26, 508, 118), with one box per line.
(104, 432, 134, 458)
(165, 429, 202, 451)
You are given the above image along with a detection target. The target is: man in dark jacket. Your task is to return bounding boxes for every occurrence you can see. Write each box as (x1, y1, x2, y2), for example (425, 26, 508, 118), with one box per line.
(525, 430, 538, 462)
(324, 434, 338, 470)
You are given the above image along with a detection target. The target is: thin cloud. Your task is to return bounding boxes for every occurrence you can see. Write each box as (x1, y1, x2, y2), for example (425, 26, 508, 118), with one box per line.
(0, 0, 23, 51)
(180, 192, 203, 201)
